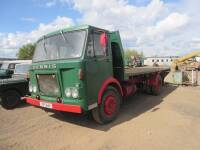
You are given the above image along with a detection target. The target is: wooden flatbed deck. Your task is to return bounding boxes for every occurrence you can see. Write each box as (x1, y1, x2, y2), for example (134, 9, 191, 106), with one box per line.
(125, 66, 170, 78)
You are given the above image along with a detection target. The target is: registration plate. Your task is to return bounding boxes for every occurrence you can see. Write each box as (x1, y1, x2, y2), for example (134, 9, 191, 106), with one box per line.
(40, 102, 52, 109)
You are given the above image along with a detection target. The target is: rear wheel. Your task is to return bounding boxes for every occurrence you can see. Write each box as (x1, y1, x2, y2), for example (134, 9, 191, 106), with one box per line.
(151, 75, 162, 95)
(92, 86, 121, 124)
(1, 90, 21, 109)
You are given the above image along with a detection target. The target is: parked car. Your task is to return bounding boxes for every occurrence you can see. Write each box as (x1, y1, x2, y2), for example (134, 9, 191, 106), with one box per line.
(0, 60, 32, 79)
(0, 61, 16, 79)
(0, 62, 31, 109)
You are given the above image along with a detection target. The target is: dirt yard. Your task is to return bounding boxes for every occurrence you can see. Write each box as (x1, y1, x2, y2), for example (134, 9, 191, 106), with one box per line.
(0, 85, 200, 150)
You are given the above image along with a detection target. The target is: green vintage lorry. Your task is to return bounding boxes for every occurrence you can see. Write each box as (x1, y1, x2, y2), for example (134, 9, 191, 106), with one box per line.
(25, 25, 169, 124)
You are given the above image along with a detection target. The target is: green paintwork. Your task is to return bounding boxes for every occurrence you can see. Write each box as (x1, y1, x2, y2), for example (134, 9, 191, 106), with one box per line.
(109, 31, 125, 81)
(28, 25, 170, 114)
(29, 25, 126, 111)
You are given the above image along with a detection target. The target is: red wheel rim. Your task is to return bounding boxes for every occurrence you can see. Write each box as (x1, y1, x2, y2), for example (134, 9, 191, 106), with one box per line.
(104, 93, 117, 116)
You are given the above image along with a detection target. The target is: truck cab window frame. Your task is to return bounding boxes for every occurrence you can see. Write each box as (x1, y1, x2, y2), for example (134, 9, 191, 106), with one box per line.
(86, 34, 95, 57)
(86, 31, 108, 58)
(8, 63, 16, 69)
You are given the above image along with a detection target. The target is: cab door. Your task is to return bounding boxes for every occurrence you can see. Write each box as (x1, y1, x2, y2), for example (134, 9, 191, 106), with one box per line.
(85, 30, 113, 108)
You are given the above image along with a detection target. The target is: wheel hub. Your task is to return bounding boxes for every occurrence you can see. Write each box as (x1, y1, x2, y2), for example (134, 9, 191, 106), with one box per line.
(104, 94, 116, 116)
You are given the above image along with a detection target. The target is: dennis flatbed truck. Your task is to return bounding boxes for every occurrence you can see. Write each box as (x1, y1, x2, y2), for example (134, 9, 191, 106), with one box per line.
(25, 25, 169, 124)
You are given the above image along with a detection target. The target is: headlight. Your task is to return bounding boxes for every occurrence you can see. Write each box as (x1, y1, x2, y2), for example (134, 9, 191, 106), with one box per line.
(65, 88, 71, 97)
(29, 84, 33, 92)
(33, 86, 37, 93)
(72, 88, 79, 98)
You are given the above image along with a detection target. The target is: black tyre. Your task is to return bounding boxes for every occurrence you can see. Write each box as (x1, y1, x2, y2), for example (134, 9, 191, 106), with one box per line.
(1, 90, 21, 109)
(92, 86, 121, 124)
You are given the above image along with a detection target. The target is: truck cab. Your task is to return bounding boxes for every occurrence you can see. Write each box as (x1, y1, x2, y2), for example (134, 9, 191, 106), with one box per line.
(26, 25, 168, 124)
(26, 25, 124, 123)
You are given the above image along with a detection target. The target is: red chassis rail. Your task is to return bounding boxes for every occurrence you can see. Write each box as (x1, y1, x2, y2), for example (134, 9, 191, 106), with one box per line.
(122, 72, 162, 97)
(25, 97, 82, 113)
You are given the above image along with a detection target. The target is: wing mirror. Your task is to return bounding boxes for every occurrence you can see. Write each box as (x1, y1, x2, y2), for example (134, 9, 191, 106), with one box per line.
(100, 32, 108, 55)
(100, 32, 107, 48)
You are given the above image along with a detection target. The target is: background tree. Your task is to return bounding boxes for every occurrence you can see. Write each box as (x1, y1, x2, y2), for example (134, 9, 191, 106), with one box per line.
(139, 51, 144, 57)
(124, 49, 144, 60)
(17, 43, 36, 59)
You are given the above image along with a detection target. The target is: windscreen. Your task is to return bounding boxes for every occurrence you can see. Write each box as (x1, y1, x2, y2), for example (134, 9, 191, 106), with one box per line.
(15, 64, 30, 74)
(33, 30, 86, 62)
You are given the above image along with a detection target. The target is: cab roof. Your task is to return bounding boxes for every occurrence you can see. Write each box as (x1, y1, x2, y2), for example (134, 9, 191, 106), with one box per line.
(37, 24, 112, 42)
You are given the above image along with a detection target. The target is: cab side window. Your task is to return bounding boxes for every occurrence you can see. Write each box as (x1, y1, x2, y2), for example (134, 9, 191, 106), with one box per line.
(93, 33, 104, 56)
(93, 33, 106, 56)
(87, 31, 108, 57)
(8, 63, 15, 69)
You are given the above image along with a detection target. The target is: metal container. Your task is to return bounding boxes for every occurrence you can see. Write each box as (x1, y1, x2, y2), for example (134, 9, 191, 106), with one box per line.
(172, 71, 183, 84)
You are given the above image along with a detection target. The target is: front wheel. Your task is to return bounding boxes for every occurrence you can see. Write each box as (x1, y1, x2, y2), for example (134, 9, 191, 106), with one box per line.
(92, 86, 121, 124)
(1, 90, 21, 109)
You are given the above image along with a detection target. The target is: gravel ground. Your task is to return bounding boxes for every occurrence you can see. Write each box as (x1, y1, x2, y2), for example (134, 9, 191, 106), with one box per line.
(0, 85, 200, 150)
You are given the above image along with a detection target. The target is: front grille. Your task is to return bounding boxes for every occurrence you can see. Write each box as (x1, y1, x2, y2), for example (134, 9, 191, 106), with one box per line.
(37, 74, 59, 96)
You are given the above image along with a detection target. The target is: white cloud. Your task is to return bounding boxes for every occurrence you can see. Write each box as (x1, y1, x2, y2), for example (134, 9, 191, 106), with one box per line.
(46, 1, 56, 7)
(71, 0, 166, 39)
(1, 0, 200, 58)
(148, 13, 189, 36)
(69, 0, 200, 56)
(0, 16, 74, 58)
(69, 0, 193, 56)
(191, 38, 200, 50)
(45, 0, 70, 7)
(0, 49, 18, 58)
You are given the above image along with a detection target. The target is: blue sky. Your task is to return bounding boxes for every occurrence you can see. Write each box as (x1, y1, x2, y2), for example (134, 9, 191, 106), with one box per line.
(0, 0, 200, 58)
(0, 0, 80, 32)
(0, 0, 179, 32)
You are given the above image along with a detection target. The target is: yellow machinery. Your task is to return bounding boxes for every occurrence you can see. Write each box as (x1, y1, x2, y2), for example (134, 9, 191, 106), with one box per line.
(172, 51, 200, 71)
(165, 51, 200, 85)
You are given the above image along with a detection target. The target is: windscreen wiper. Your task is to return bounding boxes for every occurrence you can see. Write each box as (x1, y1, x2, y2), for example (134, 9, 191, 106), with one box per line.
(60, 30, 75, 53)
(43, 36, 47, 54)
(60, 30, 67, 43)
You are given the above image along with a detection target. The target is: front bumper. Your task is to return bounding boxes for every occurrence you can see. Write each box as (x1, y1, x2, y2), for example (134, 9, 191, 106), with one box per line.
(25, 97, 82, 113)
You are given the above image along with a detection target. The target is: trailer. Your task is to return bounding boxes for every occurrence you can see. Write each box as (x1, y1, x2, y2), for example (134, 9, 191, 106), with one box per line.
(25, 25, 170, 124)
